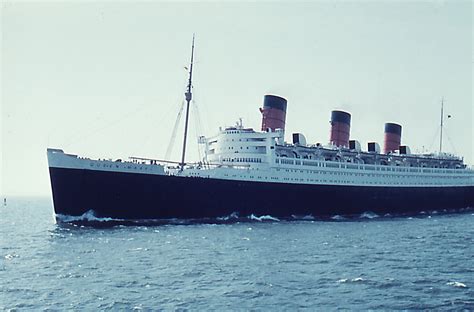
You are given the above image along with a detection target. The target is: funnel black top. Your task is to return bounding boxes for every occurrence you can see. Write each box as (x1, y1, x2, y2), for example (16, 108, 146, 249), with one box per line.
(385, 123, 402, 136)
(263, 95, 287, 112)
(331, 110, 351, 125)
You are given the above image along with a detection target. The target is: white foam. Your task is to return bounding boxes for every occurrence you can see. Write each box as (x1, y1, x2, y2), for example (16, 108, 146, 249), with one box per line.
(337, 277, 364, 283)
(291, 214, 315, 220)
(56, 210, 117, 223)
(249, 214, 280, 222)
(331, 215, 345, 220)
(217, 212, 239, 221)
(447, 281, 467, 288)
(4, 253, 19, 260)
(360, 212, 379, 219)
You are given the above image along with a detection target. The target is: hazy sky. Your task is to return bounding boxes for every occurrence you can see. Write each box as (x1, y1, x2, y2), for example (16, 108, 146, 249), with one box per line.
(1, 0, 473, 196)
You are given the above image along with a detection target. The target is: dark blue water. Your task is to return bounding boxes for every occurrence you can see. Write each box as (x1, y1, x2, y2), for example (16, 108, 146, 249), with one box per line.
(1, 197, 473, 310)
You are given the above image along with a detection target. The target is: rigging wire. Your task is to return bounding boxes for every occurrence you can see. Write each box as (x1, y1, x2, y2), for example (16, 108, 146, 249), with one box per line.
(192, 98, 204, 162)
(62, 101, 154, 149)
(193, 88, 210, 136)
(129, 88, 188, 158)
(194, 91, 206, 136)
(165, 100, 185, 160)
(427, 127, 440, 153)
(444, 129, 458, 155)
(426, 109, 459, 156)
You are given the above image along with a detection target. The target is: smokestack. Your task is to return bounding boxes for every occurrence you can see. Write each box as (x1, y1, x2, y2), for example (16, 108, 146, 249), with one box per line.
(329, 110, 351, 148)
(260, 95, 287, 132)
(383, 123, 402, 154)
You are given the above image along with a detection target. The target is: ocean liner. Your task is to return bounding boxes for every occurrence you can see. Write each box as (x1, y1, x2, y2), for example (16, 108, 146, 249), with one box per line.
(47, 38, 474, 223)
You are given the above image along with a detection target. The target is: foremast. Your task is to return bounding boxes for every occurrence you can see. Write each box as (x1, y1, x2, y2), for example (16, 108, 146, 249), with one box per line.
(180, 34, 195, 171)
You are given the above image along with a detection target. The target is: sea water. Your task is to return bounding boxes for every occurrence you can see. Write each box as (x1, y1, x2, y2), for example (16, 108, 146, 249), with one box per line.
(1, 197, 473, 310)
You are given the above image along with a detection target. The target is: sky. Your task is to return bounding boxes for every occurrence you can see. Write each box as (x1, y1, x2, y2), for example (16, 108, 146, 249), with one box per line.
(1, 0, 473, 196)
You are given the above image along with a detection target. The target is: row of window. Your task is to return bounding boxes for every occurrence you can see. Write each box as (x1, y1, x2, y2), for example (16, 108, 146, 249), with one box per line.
(222, 158, 262, 163)
(275, 158, 469, 175)
(89, 162, 158, 171)
(223, 138, 266, 142)
(278, 168, 468, 180)
(218, 172, 465, 185)
(225, 146, 263, 150)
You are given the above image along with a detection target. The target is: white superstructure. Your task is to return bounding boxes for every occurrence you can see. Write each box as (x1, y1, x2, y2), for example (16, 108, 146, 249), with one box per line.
(178, 123, 473, 188)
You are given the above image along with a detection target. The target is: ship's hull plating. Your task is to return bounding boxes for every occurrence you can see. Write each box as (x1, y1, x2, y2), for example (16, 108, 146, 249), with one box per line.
(49, 167, 474, 222)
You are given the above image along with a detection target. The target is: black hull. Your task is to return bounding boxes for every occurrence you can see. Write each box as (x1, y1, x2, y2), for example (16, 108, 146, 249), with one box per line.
(49, 167, 474, 222)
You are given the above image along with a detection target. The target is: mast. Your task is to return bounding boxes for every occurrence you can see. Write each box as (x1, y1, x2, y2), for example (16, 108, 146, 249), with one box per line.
(439, 97, 444, 154)
(180, 34, 195, 171)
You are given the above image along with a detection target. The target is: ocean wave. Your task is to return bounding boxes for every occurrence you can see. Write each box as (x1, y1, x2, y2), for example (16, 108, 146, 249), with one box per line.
(56, 210, 118, 223)
(337, 277, 365, 283)
(4, 253, 20, 260)
(54, 207, 470, 226)
(217, 212, 239, 221)
(447, 281, 468, 288)
(291, 215, 315, 220)
(249, 214, 280, 222)
(359, 212, 379, 219)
